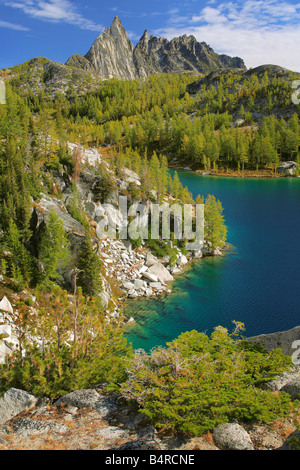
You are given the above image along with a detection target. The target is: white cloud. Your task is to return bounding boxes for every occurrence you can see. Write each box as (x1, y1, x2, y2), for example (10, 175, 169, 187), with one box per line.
(5, 0, 103, 31)
(157, 0, 300, 72)
(0, 18, 29, 30)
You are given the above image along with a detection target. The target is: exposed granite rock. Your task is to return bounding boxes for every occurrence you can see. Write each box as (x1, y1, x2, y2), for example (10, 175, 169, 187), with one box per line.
(147, 262, 174, 284)
(0, 389, 37, 425)
(280, 379, 300, 401)
(134, 31, 246, 77)
(85, 17, 137, 81)
(0, 296, 14, 315)
(213, 423, 254, 450)
(65, 54, 96, 73)
(247, 326, 300, 356)
(54, 389, 117, 419)
(69, 17, 245, 81)
(277, 161, 297, 176)
(11, 417, 69, 437)
(97, 426, 130, 440)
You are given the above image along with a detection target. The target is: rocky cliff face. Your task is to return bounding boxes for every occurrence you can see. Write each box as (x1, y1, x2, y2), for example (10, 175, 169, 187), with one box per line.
(67, 16, 246, 80)
(83, 17, 137, 80)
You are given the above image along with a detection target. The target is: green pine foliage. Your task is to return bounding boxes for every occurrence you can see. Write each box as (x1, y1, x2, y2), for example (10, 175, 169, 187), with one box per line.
(121, 326, 294, 436)
(204, 195, 227, 250)
(78, 234, 102, 296)
(38, 209, 71, 282)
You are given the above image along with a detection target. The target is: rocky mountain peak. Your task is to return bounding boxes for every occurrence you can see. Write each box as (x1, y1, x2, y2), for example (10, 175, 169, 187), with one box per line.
(84, 17, 136, 80)
(110, 16, 127, 39)
(68, 17, 246, 80)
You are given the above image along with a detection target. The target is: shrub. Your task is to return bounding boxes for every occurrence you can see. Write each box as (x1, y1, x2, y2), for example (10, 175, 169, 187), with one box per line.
(121, 325, 293, 436)
(0, 287, 131, 398)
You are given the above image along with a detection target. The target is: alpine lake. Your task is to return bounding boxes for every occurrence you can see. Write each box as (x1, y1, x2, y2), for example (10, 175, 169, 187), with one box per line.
(124, 171, 300, 351)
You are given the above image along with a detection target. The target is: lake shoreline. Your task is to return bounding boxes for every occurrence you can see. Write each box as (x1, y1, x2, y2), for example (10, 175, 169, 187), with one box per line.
(169, 165, 299, 180)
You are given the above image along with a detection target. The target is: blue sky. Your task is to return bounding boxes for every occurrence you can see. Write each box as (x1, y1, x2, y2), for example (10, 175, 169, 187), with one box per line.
(1, 0, 300, 71)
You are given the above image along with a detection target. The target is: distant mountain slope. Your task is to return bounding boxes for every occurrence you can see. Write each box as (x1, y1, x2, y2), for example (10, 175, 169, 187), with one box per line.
(66, 16, 246, 80)
(186, 64, 300, 123)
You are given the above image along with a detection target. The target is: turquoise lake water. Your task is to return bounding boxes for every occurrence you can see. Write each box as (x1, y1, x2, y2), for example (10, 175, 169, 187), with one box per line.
(124, 172, 300, 351)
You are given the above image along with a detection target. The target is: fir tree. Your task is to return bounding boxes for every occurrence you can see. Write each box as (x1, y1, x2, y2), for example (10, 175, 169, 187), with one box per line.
(38, 209, 71, 281)
(78, 235, 102, 297)
(204, 195, 227, 251)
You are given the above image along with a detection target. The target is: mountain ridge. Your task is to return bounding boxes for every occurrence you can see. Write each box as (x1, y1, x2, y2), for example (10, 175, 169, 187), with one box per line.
(66, 16, 246, 80)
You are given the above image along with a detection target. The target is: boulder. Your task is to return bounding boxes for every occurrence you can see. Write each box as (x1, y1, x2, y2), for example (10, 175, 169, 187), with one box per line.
(33, 194, 85, 236)
(97, 291, 111, 309)
(123, 168, 141, 186)
(0, 297, 13, 315)
(121, 240, 132, 252)
(145, 253, 158, 267)
(11, 417, 69, 437)
(193, 250, 203, 259)
(67, 143, 102, 168)
(95, 205, 106, 221)
(177, 255, 188, 267)
(84, 201, 97, 219)
(278, 161, 297, 176)
(147, 263, 174, 284)
(142, 271, 159, 283)
(54, 389, 117, 419)
(0, 389, 37, 425)
(149, 282, 163, 290)
(122, 282, 135, 291)
(0, 324, 11, 338)
(280, 379, 300, 401)
(133, 280, 146, 290)
(213, 423, 254, 450)
(114, 439, 160, 451)
(128, 290, 138, 298)
(260, 366, 300, 392)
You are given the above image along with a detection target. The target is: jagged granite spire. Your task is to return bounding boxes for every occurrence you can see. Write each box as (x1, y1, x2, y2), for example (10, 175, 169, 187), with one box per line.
(67, 17, 246, 80)
(84, 17, 137, 80)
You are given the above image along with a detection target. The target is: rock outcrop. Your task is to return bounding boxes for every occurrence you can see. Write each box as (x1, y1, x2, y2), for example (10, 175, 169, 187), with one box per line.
(69, 17, 246, 81)
(248, 325, 300, 356)
(277, 162, 297, 176)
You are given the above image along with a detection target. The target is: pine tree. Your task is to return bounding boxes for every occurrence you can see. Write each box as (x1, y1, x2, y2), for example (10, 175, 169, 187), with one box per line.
(204, 195, 227, 251)
(4, 218, 32, 286)
(78, 235, 102, 297)
(38, 209, 71, 281)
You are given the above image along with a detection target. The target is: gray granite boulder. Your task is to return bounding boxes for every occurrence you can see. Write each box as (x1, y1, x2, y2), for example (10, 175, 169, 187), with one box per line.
(147, 263, 174, 284)
(280, 379, 300, 401)
(213, 423, 254, 450)
(54, 389, 117, 419)
(12, 417, 69, 437)
(0, 389, 37, 425)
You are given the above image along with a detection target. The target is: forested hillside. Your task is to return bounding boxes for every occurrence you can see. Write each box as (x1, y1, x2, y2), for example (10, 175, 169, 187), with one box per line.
(5, 62, 300, 176)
